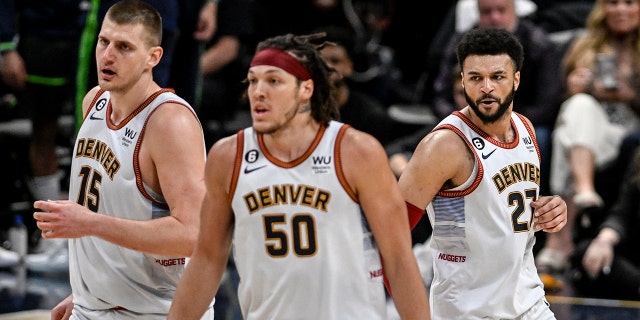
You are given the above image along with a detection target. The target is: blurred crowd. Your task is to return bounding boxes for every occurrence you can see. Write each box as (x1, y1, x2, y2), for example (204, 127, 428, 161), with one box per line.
(4, 0, 640, 307)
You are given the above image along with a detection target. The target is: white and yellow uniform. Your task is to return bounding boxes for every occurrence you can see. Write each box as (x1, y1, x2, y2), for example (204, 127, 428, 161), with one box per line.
(427, 111, 551, 319)
(68, 89, 209, 319)
(230, 121, 388, 319)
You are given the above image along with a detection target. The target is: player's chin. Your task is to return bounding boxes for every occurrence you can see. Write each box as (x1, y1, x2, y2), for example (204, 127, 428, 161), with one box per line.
(98, 81, 116, 92)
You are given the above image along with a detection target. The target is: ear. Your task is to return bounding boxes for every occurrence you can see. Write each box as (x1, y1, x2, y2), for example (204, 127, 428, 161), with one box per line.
(299, 79, 314, 100)
(148, 46, 163, 69)
(513, 70, 520, 91)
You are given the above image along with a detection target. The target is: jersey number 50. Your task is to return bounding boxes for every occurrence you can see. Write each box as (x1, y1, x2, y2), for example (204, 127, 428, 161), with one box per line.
(263, 214, 317, 257)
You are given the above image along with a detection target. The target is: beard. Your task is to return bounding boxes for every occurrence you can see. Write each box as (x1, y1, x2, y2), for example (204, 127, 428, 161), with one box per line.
(465, 86, 515, 124)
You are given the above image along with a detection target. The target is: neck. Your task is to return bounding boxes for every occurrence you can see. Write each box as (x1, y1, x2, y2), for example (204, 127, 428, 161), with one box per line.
(262, 116, 322, 162)
(109, 77, 160, 124)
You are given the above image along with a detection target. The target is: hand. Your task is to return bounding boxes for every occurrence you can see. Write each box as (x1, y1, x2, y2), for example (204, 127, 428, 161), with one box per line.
(51, 294, 74, 320)
(566, 67, 593, 95)
(592, 75, 636, 103)
(531, 195, 567, 233)
(193, 1, 217, 41)
(0, 51, 27, 90)
(582, 237, 614, 279)
(33, 200, 94, 239)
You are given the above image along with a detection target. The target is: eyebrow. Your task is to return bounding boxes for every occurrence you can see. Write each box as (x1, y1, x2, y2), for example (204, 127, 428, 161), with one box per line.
(466, 69, 508, 75)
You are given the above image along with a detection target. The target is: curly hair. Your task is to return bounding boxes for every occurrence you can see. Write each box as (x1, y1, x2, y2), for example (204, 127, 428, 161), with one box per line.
(456, 27, 524, 73)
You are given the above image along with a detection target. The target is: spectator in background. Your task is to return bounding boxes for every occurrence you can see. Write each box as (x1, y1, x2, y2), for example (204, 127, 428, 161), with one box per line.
(431, 0, 561, 196)
(198, 0, 254, 147)
(0, 0, 85, 201)
(569, 146, 640, 301)
(0, 0, 86, 255)
(541, 0, 640, 276)
(250, 0, 407, 107)
(381, 1, 455, 104)
(318, 25, 401, 146)
(453, 0, 538, 34)
(249, 0, 356, 48)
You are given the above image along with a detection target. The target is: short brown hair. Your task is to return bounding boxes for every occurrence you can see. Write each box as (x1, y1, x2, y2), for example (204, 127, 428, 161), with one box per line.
(105, 0, 162, 47)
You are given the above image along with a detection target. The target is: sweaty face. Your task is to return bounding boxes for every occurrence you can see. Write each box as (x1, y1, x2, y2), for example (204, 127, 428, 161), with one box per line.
(95, 18, 158, 92)
(461, 54, 519, 124)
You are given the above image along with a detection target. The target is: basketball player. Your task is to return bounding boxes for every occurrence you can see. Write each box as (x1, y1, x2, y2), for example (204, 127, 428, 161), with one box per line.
(168, 33, 430, 319)
(31, 1, 211, 319)
(398, 28, 567, 319)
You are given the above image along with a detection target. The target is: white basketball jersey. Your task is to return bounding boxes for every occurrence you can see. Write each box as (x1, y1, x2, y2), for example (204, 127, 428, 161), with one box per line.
(230, 121, 388, 319)
(426, 111, 545, 319)
(68, 89, 202, 315)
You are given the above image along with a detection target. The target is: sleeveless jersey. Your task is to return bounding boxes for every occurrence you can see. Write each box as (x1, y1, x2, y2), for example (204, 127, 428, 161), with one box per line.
(426, 111, 545, 319)
(230, 121, 388, 319)
(68, 89, 201, 315)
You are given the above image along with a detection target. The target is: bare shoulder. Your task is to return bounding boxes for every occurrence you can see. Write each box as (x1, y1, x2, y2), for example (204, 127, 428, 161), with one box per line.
(405, 128, 470, 177)
(399, 128, 473, 207)
(81, 86, 103, 116)
(339, 127, 387, 164)
(143, 101, 204, 154)
(148, 101, 200, 130)
(338, 127, 392, 189)
(417, 128, 468, 156)
(205, 133, 240, 188)
(208, 134, 239, 164)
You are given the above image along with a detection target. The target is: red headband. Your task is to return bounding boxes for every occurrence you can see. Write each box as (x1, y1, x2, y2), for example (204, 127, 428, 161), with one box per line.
(250, 48, 311, 80)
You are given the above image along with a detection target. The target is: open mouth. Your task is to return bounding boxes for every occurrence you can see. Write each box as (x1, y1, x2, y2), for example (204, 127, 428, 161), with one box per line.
(480, 99, 496, 106)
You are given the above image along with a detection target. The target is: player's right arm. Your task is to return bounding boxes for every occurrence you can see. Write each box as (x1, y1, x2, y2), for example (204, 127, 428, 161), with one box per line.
(398, 128, 473, 214)
(168, 134, 237, 320)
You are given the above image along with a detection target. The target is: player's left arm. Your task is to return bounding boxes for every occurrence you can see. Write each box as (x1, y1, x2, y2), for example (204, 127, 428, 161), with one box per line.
(340, 128, 430, 320)
(77, 101, 207, 257)
(531, 195, 567, 233)
(139, 102, 207, 256)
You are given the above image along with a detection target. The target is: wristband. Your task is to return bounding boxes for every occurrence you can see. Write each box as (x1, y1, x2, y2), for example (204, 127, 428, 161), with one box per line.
(0, 41, 16, 54)
(406, 201, 425, 230)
